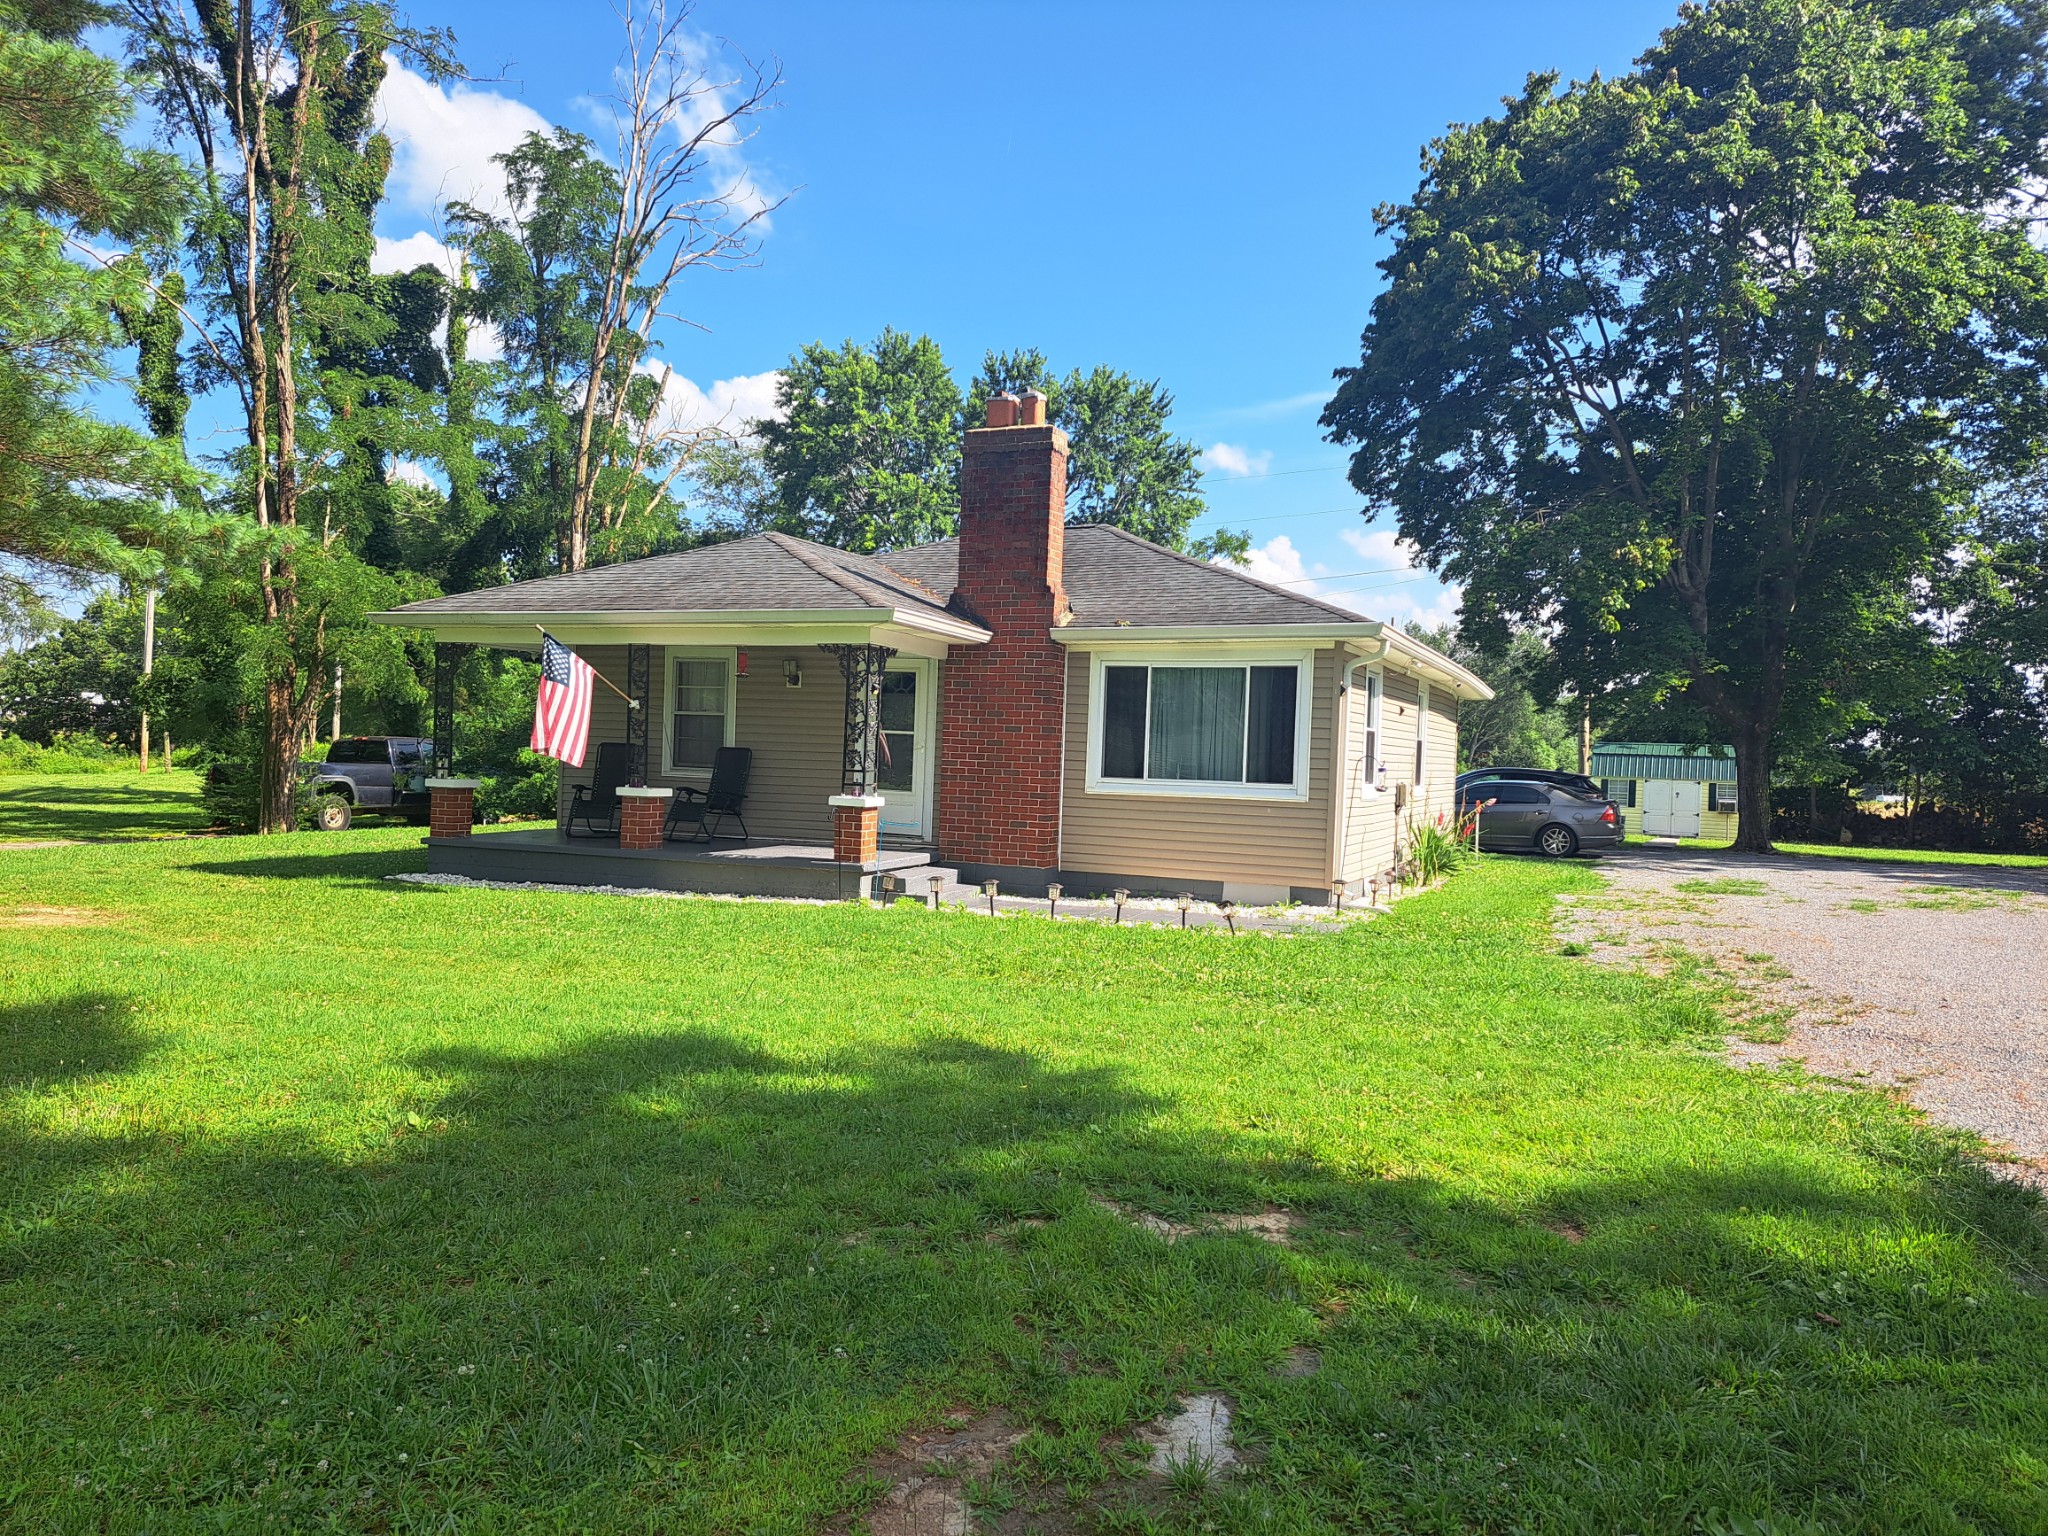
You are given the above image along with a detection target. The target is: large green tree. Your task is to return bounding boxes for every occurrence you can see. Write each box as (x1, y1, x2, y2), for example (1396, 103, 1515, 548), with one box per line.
(124, 0, 456, 830)
(1323, 0, 2048, 850)
(0, 0, 193, 620)
(756, 328, 964, 553)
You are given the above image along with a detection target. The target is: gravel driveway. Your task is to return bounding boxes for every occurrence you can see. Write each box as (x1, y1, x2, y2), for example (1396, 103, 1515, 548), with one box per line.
(1560, 846, 2048, 1185)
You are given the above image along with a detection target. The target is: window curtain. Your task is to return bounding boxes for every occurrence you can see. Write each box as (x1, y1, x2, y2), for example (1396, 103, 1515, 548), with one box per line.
(1244, 666, 1297, 783)
(1149, 667, 1246, 781)
(1100, 667, 1149, 778)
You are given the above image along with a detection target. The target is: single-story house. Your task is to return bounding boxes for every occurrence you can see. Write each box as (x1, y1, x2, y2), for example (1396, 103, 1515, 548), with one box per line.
(372, 391, 1491, 901)
(1592, 742, 1739, 840)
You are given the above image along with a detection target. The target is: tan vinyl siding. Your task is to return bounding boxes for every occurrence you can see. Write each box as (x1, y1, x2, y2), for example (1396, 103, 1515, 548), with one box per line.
(554, 645, 850, 842)
(1059, 647, 1336, 888)
(1337, 661, 1459, 888)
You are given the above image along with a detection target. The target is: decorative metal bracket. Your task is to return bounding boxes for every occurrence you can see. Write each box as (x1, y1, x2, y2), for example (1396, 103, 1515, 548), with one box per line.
(820, 642, 897, 795)
(429, 641, 474, 778)
(625, 643, 652, 785)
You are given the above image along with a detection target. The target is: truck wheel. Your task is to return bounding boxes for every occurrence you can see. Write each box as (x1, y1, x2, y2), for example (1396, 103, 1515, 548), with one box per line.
(315, 796, 353, 832)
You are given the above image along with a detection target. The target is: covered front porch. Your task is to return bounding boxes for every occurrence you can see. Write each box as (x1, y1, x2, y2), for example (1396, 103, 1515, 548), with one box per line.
(426, 825, 950, 901)
(369, 534, 993, 900)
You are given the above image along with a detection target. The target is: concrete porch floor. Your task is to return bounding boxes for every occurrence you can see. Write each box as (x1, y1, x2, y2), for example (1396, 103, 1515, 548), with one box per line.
(428, 826, 943, 900)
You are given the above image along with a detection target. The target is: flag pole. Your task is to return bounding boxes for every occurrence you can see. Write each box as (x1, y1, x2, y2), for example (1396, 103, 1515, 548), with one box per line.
(536, 625, 641, 710)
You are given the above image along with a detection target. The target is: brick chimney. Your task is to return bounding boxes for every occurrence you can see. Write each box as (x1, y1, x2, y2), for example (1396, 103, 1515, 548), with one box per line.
(936, 391, 1071, 886)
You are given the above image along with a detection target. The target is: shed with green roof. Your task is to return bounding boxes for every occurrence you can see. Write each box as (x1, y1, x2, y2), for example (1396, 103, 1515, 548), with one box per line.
(1591, 742, 1739, 840)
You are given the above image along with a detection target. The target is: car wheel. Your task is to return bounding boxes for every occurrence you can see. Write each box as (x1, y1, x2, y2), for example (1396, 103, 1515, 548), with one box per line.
(1536, 823, 1577, 858)
(315, 795, 353, 832)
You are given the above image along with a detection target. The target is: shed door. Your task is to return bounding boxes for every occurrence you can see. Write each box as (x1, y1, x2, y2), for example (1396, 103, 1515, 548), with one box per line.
(1642, 779, 1701, 837)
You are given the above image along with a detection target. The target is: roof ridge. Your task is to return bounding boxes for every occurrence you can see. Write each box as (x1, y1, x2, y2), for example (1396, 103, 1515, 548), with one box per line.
(820, 539, 955, 607)
(762, 530, 894, 609)
(1080, 524, 1374, 624)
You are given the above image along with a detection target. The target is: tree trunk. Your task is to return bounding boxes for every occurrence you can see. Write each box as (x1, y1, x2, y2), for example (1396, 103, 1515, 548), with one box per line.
(1578, 697, 1591, 775)
(259, 672, 302, 834)
(1731, 727, 1776, 853)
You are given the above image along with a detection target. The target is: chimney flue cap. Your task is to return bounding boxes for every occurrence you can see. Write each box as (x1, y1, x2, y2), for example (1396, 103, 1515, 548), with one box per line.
(1018, 389, 1048, 426)
(985, 392, 1020, 428)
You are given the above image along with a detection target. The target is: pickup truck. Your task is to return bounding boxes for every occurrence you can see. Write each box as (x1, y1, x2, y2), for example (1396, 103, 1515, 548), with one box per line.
(303, 737, 433, 830)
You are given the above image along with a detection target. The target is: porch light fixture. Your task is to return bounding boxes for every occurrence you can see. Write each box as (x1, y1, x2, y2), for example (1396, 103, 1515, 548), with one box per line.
(1112, 889, 1129, 924)
(1175, 892, 1193, 928)
(927, 873, 945, 910)
(1219, 899, 1237, 935)
(1045, 882, 1062, 918)
(784, 658, 802, 688)
(982, 878, 1000, 915)
(736, 649, 749, 678)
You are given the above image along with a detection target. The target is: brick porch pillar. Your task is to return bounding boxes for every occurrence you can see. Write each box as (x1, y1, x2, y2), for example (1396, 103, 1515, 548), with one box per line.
(426, 778, 480, 838)
(617, 785, 673, 850)
(829, 794, 884, 864)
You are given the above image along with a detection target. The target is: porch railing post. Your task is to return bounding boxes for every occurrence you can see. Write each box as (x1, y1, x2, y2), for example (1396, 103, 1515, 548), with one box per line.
(821, 643, 898, 795)
(430, 641, 472, 778)
(625, 643, 652, 785)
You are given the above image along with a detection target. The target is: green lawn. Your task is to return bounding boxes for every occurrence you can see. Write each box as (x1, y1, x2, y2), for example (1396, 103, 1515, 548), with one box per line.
(1, 799, 2043, 1532)
(0, 769, 211, 842)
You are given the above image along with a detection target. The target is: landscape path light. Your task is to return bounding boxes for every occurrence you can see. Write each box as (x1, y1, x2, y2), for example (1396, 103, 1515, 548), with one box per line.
(983, 878, 1000, 916)
(1045, 882, 1062, 918)
(1219, 898, 1237, 935)
(1113, 889, 1129, 924)
(927, 873, 945, 911)
(1176, 892, 1193, 928)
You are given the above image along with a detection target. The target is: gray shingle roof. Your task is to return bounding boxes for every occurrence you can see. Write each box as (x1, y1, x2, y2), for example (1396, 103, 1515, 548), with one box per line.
(383, 531, 959, 624)
(380, 524, 1370, 632)
(879, 524, 1367, 627)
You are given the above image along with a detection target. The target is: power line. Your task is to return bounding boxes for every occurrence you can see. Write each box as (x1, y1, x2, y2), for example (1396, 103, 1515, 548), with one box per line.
(1199, 463, 1350, 484)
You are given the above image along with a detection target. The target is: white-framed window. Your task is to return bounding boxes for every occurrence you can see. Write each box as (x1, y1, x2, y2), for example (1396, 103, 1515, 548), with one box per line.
(1414, 682, 1430, 786)
(1708, 780, 1734, 814)
(1360, 665, 1384, 791)
(1085, 649, 1313, 800)
(662, 647, 736, 777)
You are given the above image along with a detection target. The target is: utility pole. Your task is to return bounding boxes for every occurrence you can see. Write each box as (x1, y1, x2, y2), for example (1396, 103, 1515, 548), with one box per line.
(331, 662, 342, 741)
(139, 588, 157, 772)
(1579, 696, 1592, 776)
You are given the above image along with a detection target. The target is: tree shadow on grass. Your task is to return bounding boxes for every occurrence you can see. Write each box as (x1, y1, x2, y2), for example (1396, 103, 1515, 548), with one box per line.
(2, 1023, 2044, 1533)
(0, 780, 211, 842)
(0, 990, 155, 1093)
(185, 843, 431, 889)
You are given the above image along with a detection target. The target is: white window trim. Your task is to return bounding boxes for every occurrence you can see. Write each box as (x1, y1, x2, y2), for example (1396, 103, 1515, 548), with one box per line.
(877, 657, 938, 840)
(660, 645, 738, 779)
(1083, 647, 1314, 803)
(1414, 681, 1429, 788)
(1357, 663, 1386, 795)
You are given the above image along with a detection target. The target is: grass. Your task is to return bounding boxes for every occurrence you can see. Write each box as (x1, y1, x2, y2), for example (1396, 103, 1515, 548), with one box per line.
(0, 770, 212, 843)
(1649, 835, 2048, 869)
(1, 782, 2044, 1533)
(1673, 877, 1772, 897)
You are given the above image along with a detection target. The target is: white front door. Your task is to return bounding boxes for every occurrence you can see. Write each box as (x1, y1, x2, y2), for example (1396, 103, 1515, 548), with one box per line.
(876, 659, 937, 843)
(1642, 779, 1702, 837)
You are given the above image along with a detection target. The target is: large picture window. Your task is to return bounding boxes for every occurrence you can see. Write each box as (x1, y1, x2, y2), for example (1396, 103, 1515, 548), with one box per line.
(667, 653, 732, 774)
(1097, 662, 1300, 789)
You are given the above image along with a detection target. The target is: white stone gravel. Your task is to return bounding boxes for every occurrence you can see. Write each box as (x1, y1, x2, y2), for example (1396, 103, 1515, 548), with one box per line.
(1570, 846, 2048, 1184)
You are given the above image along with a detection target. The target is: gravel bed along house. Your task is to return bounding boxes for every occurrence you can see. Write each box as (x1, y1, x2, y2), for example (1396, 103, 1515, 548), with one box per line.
(1561, 845, 2048, 1186)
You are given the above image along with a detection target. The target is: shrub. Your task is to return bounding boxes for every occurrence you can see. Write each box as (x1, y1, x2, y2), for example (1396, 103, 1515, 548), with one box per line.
(475, 751, 559, 823)
(1403, 807, 1480, 885)
(0, 732, 127, 774)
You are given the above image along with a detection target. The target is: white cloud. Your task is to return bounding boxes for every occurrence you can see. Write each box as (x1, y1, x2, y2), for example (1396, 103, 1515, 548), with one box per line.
(1220, 528, 1463, 628)
(376, 60, 553, 220)
(1199, 441, 1275, 478)
(388, 459, 440, 491)
(371, 230, 461, 278)
(637, 363, 785, 440)
(1339, 525, 1420, 571)
(1209, 389, 1332, 422)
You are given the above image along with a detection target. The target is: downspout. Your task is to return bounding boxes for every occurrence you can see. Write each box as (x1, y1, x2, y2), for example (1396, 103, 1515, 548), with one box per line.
(1328, 635, 1390, 898)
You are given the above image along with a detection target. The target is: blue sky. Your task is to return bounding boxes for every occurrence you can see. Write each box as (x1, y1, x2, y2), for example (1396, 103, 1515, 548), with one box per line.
(364, 2, 1661, 624)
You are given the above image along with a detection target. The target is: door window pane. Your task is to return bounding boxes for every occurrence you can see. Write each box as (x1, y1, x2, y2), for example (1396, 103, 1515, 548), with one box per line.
(1245, 667, 1297, 784)
(670, 656, 729, 771)
(1149, 667, 1246, 781)
(878, 672, 915, 791)
(1100, 666, 1148, 778)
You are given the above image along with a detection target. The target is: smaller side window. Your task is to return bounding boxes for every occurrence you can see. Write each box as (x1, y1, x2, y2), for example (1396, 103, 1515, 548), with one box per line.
(1360, 668, 1383, 787)
(1413, 683, 1429, 785)
(1708, 781, 1733, 813)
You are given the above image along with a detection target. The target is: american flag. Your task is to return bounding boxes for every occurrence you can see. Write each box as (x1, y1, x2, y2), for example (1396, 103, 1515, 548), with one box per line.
(531, 632, 595, 767)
